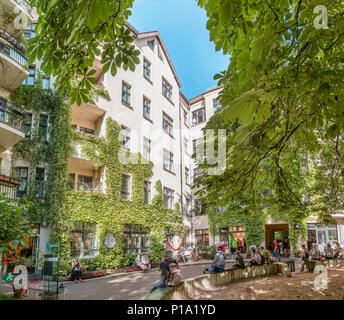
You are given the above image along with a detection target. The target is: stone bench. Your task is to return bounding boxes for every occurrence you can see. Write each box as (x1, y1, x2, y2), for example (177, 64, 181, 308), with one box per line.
(307, 258, 344, 273)
(146, 263, 290, 300)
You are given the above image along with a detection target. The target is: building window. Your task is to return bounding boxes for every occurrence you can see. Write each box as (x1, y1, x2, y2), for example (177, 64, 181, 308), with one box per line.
(184, 109, 189, 126)
(71, 222, 98, 258)
(185, 197, 190, 216)
(147, 40, 155, 51)
(213, 98, 221, 113)
(42, 72, 50, 90)
(35, 168, 45, 198)
(121, 174, 131, 200)
(184, 138, 189, 154)
(195, 229, 209, 246)
(162, 78, 172, 100)
(121, 127, 130, 150)
(143, 137, 151, 162)
(79, 127, 95, 136)
(78, 175, 93, 191)
(68, 173, 75, 190)
(162, 113, 173, 136)
(22, 114, 32, 138)
(24, 23, 36, 40)
(143, 59, 151, 79)
(194, 167, 202, 180)
(39, 114, 48, 141)
(143, 97, 151, 119)
(192, 108, 206, 125)
(23, 67, 35, 86)
(307, 223, 338, 251)
(163, 149, 174, 173)
(158, 46, 164, 62)
(194, 199, 207, 216)
(123, 225, 150, 254)
(192, 138, 203, 156)
(122, 82, 131, 106)
(185, 167, 190, 185)
(163, 187, 174, 209)
(15, 167, 29, 197)
(144, 180, 151, 204)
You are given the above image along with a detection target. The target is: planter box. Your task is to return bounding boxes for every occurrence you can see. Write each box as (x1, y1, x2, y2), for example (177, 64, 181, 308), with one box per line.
(122, 266, 142, 273)
(81, 270, 107, 279)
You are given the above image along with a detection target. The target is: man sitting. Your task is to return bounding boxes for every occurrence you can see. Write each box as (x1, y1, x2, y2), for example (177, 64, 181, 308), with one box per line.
(203, 246, 225, 274)
(249, 248, 261, 266)
(324, 243, 334, 259)
(309, 244, 321, 260)
(150, 250, 178, 293)
(334, 243, 343, 259)
(232, 250, 245, 268)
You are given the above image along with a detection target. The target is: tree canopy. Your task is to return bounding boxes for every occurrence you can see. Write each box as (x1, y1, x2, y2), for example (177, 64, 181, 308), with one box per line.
(28, 0, 140, 105)
(196, 1, 344, 226)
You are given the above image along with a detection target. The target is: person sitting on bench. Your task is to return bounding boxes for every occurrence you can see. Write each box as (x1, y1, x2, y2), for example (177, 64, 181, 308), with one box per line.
(334, 243, 343, 259)
(309, 244, 321, 260)
(324, 243, 334, 259)
(249, 248, 261, 266)
(232, 250, 245, 268)
(203, 246, 225, 274)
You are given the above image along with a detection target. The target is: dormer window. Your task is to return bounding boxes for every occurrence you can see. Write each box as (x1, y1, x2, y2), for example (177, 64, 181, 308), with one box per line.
(147, 40, 155, 51)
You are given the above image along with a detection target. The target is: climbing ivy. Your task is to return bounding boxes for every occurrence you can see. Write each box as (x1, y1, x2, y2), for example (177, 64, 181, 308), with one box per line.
(10, 75, 71, 225)
(56, 117, 185, 275)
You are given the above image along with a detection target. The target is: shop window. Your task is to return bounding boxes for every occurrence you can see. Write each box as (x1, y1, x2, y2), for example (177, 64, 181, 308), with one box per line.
(195, 229, 209, 246)
(71, 222, 98, 258)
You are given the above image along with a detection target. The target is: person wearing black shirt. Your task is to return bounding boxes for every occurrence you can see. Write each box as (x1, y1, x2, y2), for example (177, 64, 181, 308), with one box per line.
(150, 250, 178, 293)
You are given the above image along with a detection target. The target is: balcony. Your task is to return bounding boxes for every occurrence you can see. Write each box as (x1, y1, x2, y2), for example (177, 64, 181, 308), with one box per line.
(69, 141, 98, 172)
(0, 36, 29, 91)
(0, 100, 25, 152)
(68, 181, 104, 193)
(0, 0, 34, 20)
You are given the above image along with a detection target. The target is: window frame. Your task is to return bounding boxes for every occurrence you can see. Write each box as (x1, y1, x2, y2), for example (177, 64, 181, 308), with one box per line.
(121, 173, 131, 200)
(121, 81, 131, 106)
(162, 112, 173, 137)
(163, 149, 174, 173)
(163, 187, 174, 209)
(192, 107, 206, 126)
(162, 77, 173, 101)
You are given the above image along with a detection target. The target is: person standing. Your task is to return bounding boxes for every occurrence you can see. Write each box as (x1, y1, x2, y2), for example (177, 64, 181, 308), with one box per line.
(299, 244, 309, 272)
(272, 240, 281, 262)
(71, 258, 83, 282)
(179, 245, 185, 263)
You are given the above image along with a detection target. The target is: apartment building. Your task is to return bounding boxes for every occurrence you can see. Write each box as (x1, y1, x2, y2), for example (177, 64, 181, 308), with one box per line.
(0, 0, 33, 197)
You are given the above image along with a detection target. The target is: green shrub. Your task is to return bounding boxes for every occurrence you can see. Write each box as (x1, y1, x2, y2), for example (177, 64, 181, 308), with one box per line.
(122, 253, 137, 267)
(207, 245, 217, 260)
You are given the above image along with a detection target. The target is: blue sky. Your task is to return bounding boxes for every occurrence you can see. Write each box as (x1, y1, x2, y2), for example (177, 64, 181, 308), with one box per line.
(128, 0, 229, 100)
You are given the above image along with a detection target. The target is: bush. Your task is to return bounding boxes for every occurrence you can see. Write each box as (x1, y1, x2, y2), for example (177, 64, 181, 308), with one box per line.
(207, 245, 217, 260)
(80, 256, 104, 271)
(149, 238, 165, 263)
(121, 253, 137, 267)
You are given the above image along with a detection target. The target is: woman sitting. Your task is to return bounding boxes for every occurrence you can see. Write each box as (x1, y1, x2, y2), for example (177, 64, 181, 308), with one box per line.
(324, 243, 334, 259)
(334, 243, 343, 259)
(71, 258, 83, 282)
(141, 252, 151, 271)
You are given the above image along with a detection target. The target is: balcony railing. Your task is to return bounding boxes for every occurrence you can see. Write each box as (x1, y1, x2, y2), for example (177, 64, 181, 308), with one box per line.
(0, 39, 28, 67)
(0, 100, 26, 131)
(0, 27, 26, 53)
(13, 0, 33, 16)
(68, 182, 103, 192)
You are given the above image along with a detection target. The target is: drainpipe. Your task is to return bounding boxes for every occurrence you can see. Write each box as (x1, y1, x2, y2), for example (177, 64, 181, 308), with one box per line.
(178, 101, 184, 242)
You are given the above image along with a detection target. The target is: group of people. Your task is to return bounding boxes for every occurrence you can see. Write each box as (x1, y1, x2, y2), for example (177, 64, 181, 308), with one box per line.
(150, 250, 182, 293)
(133, 252, 151, 271)
(299, 242, 344, 272)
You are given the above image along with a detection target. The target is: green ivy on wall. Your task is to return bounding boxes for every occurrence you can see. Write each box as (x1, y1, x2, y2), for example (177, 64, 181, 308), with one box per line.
(10, 77, 71, 225)
(56, 117, 185, 275)
(207, 206, 267, 248)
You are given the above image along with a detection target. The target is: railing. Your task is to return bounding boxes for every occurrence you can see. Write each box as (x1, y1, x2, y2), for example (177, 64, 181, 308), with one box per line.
(68, 182, 103, 192)
(0, 27, 26, 53)
(0, 39, 28, 67)
(0, 102, 26, 131)
(13, 0, 33, 16)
